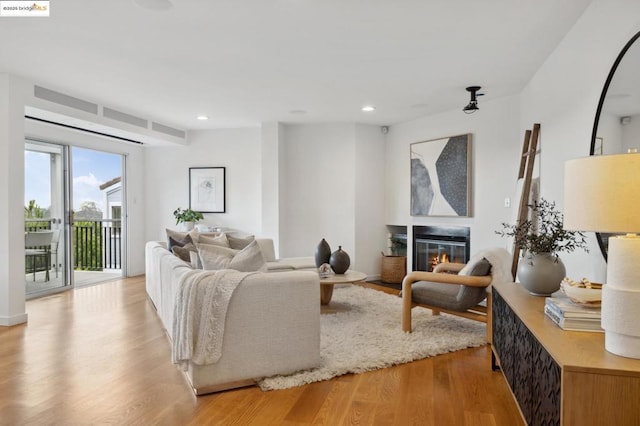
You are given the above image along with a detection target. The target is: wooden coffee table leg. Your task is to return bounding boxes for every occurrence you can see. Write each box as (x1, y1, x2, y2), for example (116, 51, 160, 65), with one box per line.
(320, 284, 334, 305)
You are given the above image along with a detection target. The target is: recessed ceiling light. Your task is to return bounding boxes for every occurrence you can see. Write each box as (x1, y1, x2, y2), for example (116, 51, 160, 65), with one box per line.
(196, 115, 209, 120)
(362, 105, 376, 112)
(289, 110, 307, 115)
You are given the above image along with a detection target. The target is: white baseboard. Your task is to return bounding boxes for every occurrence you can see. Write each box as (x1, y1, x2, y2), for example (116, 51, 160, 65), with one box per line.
(0, 312, 28, 326)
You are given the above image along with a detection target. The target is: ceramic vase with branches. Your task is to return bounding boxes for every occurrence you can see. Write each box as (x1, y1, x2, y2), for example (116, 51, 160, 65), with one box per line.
(497, 198, 588, 295)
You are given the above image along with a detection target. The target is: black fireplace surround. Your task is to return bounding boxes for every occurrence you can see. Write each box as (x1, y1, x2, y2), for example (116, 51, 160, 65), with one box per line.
(413, 225, 470, 272)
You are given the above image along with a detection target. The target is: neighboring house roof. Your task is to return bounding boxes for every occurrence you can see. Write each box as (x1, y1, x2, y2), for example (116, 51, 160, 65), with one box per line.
(99, 177, 121, 191)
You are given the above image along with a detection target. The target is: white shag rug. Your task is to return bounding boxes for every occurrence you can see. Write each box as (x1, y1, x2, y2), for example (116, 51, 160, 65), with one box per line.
(257, 285, 486, 391)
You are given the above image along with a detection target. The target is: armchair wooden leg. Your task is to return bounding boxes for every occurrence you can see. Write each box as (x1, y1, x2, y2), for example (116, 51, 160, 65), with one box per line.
(402, 279, 413, 333)
(431, 308, 441, 316)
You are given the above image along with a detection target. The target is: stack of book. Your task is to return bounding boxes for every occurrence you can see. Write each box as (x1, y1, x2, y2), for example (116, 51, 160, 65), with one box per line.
(544, 295, 603, 332)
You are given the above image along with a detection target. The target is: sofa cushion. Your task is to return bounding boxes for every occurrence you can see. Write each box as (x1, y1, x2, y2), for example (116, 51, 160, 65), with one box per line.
(280, 257, 317, 270)
(265, 261, 295, 271)
(198, 240, 267, 272)
(227, 235, 255, 250)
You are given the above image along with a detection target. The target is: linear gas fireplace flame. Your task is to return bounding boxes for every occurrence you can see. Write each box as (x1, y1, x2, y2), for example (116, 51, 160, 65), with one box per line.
(413, 226, 470, 272)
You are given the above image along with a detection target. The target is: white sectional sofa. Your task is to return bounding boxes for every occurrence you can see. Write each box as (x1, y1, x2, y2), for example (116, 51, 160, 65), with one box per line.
(254, 238, 317, 272)
(145, 241, 321, 394)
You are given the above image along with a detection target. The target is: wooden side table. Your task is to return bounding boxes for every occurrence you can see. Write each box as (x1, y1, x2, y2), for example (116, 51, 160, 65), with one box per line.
(319, 270, 367, 305)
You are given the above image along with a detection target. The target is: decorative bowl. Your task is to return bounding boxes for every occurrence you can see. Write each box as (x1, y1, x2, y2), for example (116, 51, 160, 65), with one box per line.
(560, 277, 602, 306)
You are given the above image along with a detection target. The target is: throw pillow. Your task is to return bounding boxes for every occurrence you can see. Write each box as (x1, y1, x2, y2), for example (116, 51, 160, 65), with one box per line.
(193, 231, 220, 241)
(227, 234, 255, 250)
(167, 228, 209, 246)
(198, 244, 236, 270)
(198, 240, 267, 272)
(198, 233, 229, 247)
(459, 258, 492, 277)
(172, 244, 196, 263)
(167, 232, 193, 253)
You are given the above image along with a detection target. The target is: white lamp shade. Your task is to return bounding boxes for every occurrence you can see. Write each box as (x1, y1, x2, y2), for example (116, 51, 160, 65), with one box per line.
(565, 152, 640, 358)
(563, 153, 640, 233)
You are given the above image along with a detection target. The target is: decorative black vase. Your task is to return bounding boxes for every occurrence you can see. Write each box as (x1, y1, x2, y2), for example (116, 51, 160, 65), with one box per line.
(330, 246, 350, 274)
(315, 238, 331, 268)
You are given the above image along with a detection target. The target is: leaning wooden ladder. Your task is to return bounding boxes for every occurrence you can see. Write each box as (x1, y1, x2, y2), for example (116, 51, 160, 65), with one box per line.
(511, 123, 540, 279)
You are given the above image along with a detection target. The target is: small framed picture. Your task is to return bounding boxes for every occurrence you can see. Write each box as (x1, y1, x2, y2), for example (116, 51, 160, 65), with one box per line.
(189, 167, 225, 213)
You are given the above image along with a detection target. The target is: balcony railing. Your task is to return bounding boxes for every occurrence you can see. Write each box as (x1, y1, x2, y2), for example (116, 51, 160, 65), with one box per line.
(24, 218, 122, 272)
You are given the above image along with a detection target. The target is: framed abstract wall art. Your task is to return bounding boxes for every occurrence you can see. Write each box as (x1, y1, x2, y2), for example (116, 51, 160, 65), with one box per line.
(189, 166, 226, 213)
(410, 134, 471, 217)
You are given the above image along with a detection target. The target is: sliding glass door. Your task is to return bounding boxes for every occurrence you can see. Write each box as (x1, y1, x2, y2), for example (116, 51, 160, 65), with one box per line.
(70, 147, 124, 287)
(25, 142, 126, 297)
(24, 141, 68, 296)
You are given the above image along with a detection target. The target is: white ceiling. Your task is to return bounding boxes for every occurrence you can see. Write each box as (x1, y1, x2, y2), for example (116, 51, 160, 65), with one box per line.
(0, 0, 593, 132)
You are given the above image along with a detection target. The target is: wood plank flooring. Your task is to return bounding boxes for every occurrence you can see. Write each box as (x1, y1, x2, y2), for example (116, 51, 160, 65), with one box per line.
(0, 277, 524, 425)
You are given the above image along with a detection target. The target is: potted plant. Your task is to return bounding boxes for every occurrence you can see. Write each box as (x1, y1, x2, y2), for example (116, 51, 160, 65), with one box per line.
(496, 198, 588, 295)
(173, 207, 204, 231)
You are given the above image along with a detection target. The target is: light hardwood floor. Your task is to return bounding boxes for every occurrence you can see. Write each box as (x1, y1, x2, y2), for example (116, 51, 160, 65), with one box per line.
(0, 277, 523, 425)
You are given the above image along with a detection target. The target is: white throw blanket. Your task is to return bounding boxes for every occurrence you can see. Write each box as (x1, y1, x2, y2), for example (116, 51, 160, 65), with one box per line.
(172, 269, 256, 370)
(462, 247, 514, 284)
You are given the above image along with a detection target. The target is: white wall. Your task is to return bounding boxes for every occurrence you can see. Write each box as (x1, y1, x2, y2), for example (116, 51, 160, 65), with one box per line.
(277, 123, 387, 276)
(260, 122, 281, 250)
(354, 124, 387, 278)
(280, 124, 357, 260)
(144, 128, 262, 242)
(385, 94, 522, 270)
(0, 74, 29, 326)
(144, 122, 387, 277)
(521, 0, 640, 282)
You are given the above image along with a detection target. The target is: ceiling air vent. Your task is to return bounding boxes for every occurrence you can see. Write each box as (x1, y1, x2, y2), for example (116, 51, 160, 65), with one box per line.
(103, 107, 148, 128)
(34, 86, 98, 114)
(152, 121, 186, 139)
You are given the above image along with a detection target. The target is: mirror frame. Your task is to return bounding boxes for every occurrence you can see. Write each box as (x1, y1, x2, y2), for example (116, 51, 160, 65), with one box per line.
(590, 30, 640, 261)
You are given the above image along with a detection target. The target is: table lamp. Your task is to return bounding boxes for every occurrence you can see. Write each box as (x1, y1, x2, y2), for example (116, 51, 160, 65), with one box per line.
(564, 152, 640, 358)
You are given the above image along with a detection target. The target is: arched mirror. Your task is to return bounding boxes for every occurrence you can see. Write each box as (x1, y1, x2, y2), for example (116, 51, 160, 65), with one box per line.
(591, 30, 640, 260)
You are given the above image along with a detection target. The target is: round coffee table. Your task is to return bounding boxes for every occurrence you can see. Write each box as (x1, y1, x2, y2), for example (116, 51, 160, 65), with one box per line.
(319, 270, 367, 305)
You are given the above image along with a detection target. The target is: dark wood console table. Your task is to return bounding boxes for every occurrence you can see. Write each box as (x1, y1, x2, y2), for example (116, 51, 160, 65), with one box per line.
(491, 281, 640, 425)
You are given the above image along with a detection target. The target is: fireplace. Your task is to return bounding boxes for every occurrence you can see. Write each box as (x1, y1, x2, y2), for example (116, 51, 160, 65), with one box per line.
(413, 226, 470, 272)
